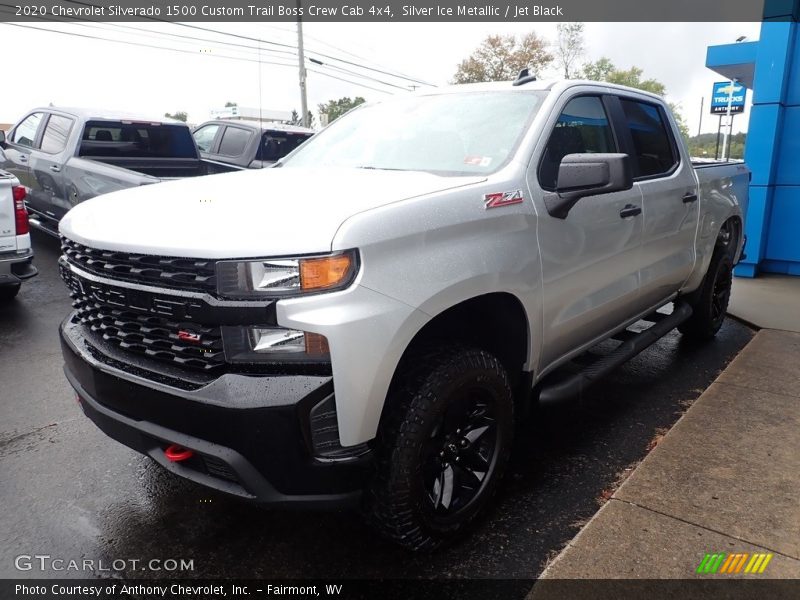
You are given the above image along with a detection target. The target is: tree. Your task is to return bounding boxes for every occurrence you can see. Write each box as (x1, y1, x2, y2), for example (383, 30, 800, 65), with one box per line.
(581, 57, 615, 82)
(287, 109, 317, 128)
(164, 111, 188, 122)
(582, 58, 665, 95)
(317, 96, 366, 123)
(453, 32, 553, 84)
(554, 23, 585, 79)
(224, 101, 237, 107)
(668, 102, 690, 142)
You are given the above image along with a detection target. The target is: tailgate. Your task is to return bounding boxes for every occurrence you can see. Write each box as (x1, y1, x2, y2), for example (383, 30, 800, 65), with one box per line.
(0, 172, 16, 253)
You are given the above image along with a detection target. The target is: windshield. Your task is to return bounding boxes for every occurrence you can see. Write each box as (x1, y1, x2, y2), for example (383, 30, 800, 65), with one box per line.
(282, 91, 546, 176)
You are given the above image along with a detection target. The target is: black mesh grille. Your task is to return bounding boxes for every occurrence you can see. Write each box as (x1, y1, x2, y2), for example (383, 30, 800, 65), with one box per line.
(61, 237, 217, 294)
(70, 290, 225, 372)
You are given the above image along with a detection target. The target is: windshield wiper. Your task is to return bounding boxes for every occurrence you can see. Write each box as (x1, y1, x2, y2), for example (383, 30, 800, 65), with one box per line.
(354, 166, 406, 171)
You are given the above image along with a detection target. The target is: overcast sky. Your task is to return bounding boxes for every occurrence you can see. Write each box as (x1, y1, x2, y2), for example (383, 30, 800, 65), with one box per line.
(0, 20, 761, 135)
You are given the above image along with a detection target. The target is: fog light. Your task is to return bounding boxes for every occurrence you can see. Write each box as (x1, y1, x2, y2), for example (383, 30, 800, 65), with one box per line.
(250, 328, 305, 353)
(221, 326, 330, 364)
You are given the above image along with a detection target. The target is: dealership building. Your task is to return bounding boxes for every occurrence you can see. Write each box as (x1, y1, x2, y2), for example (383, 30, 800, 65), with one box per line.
(706, 0, 800, 277)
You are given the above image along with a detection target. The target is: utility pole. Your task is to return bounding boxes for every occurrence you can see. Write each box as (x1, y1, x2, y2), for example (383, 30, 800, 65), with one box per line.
(721, 79, 736, 161)
(297, 0, 309, 127)
(697, 97, 704, 137)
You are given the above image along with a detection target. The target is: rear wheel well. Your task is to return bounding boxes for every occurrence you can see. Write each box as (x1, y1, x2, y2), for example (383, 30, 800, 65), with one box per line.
(719, 215, 742, 259)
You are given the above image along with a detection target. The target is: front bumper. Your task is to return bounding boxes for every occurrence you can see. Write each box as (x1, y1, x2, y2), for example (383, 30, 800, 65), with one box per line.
(60, 317, 373, 508)
(0, 248, 38, 286)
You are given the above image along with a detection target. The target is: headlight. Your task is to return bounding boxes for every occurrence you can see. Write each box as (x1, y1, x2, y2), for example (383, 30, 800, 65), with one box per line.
(216, 250, 358, 299)
(222, 326, 330, 364)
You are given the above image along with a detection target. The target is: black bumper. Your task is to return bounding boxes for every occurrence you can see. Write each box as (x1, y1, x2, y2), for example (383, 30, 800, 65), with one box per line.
(60, 317, 373, 508)
(0, 248, 38, 286)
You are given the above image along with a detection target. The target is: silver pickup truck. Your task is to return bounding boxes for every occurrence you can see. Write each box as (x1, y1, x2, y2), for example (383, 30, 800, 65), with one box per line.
(0, 169, 37, 300)
(57, 78, 748, 550)
(0, 108, 237, 236)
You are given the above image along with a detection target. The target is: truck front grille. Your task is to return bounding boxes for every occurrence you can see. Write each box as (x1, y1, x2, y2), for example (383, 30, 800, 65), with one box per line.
(71, 292, 225, 372)
(61, 237, 217, 294)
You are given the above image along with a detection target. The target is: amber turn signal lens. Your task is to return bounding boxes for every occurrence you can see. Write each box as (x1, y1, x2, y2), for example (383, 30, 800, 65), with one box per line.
(304, 332, 330, 355)
(300, 255, 353, 291)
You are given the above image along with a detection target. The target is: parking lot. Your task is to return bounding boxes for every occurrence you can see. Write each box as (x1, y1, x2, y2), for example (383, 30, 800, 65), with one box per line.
(0, 230, 754, 580)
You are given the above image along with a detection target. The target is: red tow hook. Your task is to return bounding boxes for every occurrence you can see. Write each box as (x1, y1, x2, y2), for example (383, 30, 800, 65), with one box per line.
(165, 444, 194, 462)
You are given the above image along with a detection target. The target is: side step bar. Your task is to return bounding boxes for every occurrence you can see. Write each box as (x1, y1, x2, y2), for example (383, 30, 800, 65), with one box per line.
(28, 217, 60, 238)
(538, 303, 693, 406)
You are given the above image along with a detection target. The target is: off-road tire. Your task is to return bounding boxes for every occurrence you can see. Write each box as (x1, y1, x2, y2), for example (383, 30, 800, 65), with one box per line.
(363, 345, 515, 551)
(0, 284, 20, 302)
(678, 250, 733, 340)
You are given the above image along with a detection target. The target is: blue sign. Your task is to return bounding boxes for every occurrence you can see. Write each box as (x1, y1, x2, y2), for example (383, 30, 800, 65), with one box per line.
(710, 81, 746, 114)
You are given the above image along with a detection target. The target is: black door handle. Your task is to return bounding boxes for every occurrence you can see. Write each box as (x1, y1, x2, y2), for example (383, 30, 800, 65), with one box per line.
(619, 204, 642, 218)
(682, 192, 698, 203)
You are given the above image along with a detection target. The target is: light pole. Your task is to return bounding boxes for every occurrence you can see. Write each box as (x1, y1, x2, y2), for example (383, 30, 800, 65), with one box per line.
(297, 0, 308, 127)
(721, 79, 737, 161)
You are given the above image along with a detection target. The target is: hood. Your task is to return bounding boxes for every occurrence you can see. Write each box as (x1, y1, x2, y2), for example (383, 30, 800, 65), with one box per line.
(60, 167, 485, 258)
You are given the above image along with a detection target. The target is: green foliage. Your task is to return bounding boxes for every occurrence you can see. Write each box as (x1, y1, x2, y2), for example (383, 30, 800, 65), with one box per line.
(668, 102, 690, 142)
(224, 101, 238, 107)
(582, 58, 665, 95)
(453, 32, 553, 83)
(687, 132, 746, 160)
(317, 97, 366, 123)
(164, 111, 188, 122)
(287, 109, 318, 128)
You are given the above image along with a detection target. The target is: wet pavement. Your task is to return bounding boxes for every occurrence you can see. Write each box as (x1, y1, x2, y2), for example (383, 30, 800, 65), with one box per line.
(0, 230, 755, 580)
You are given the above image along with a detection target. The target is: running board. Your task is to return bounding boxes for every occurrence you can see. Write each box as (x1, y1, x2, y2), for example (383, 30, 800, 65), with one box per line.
(28, 216, 60, 237)
(538, 303, 693, 406)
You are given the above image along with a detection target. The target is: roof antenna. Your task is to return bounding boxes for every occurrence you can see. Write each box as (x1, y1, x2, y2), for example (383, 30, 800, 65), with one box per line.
(513, 67, 537, 87)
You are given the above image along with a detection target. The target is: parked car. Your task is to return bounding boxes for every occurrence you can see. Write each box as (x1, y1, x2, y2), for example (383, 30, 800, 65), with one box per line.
(0, 170, 37, 300)
(58, 78, 748, 550)
(192, 120, 314, 169)
(0, 108, 238, 236)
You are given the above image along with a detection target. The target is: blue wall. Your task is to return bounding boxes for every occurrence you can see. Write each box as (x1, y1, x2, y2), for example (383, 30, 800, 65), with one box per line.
(707, 0, 800, 277)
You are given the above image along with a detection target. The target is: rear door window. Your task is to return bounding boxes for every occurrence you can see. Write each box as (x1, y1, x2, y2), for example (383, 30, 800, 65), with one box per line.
(538, 96, 616, 191)
(218, 127, 252, 157)
(618, 99, 678, 178)
(40, 114, 75, 154)
(11, 113, 44, 148)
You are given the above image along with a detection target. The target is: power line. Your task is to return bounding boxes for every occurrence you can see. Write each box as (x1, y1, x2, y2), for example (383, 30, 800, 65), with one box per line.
(61, 0, 435, 87)
(0, 20, 394, 94)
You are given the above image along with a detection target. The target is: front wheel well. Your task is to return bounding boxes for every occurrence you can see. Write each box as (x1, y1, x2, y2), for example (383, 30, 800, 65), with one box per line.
(385, 293, 530, 412)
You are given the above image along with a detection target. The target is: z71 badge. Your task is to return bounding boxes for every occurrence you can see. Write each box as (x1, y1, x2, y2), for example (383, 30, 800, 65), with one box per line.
(484, 190, 524, 209)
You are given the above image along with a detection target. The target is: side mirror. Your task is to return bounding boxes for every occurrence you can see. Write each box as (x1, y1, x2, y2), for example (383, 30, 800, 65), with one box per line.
(544, 153, 633, 219)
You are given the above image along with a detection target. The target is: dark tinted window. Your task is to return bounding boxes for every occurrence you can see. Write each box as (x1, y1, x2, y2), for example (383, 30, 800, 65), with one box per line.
(218, 127, 252, 156)
(257, 131, 313, 162)
(619, 99, 677, 177)
(11, 113, 43, 148)
(193, 124, 220, 152)
(40, 115, 74, 153)
(78, 121, 197, 159)
(539, 96, 616, 190)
